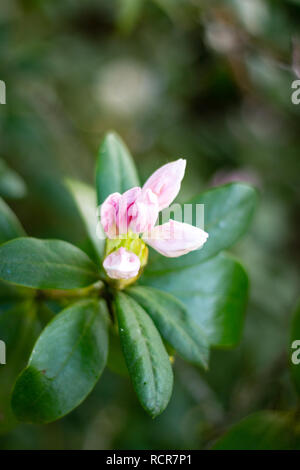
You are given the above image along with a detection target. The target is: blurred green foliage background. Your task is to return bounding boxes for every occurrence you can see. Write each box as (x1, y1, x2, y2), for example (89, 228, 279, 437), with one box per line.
(0, 0, 299, 449)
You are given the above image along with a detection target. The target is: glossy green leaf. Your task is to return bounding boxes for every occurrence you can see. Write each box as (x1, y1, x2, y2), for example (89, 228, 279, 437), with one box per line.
(114, 292, 173, 417)
(148, 183, 257, 273)
(290, 300, 300, 395)
(96, 132, 140, 204)
(141, 253, 248, 348)
(0, 238, 99, 290)
(0, 300, 40, 433)
(127, 286, 209, 368)
(213, 411, 300, 450)
(66, 179, 105, 262)
(11, 299, 109, 424)
(0, 197, 26, 244)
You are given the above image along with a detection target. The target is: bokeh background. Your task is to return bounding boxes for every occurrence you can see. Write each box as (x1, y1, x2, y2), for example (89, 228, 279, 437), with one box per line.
(0, 0, 300, 449)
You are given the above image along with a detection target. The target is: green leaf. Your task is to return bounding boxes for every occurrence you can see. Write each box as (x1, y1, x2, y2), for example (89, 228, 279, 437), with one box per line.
(127, 286, 209, 368)
(114, 292, 173, 417)
(96, 132, 140, 204)
(290, 300, 300, 395)
(212, 411, 300, 450)
(0, 158, 27, 199)
(148, 183, 257, 273)
(141, 253, 248, 348)
(189, 183, 257, 259)
(0, 238, 99, 290)
(65, 179, 105, 262)
(0, 197, 26, 244)
(0, 300, 40, 433)
(11, 299, 109, 424)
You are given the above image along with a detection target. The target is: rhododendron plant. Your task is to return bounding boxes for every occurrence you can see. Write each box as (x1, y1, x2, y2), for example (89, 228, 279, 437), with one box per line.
(0, 132, 257, 423)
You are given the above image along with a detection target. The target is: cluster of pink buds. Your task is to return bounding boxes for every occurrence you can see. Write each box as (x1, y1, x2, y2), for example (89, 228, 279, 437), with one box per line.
(101, 159, 208, 282)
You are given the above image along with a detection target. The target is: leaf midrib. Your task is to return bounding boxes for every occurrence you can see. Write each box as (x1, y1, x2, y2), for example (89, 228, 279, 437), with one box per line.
(123, 295, 160, 415)
(1, 260, 98, 279)
(128, 291, 206, 361)
(25, 302, 99, 413)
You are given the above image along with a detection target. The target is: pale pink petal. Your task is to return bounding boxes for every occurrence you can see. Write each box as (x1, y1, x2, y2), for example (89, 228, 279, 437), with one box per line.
(100, 192, 122, 238)
(117, 187, 141, 235)
(144, 219, 208, 257)
(142, 159, 186, 211)
(103, 247, 140, 279)
(128, 188, 159, 234)
(101, 187, 142, 238)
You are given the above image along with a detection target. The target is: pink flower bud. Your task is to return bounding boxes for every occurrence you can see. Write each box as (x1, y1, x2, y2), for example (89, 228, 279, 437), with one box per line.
(101, 187, 159, 237)
(117, 187, 142, 235)
(101, 187, 141, 238)
(142, 158, 186, 211)
(144, 219, 209, 257)
(100, 192, 122, 239)
(128, 188, 159, 234)
(103, 247, 140, 279)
